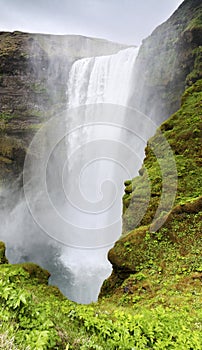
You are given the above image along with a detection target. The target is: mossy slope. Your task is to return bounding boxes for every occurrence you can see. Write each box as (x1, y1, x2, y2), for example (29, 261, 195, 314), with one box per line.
(100, 80, 202, 314)
(100, 3, 202, 321)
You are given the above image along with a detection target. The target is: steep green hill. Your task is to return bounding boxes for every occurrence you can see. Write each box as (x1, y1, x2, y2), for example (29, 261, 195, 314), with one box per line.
(100, 80, 202, 308)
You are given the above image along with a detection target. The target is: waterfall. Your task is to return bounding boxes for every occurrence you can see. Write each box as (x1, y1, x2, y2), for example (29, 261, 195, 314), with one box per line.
(0, 45, 141, 305)
(54, 47, 140, 304)
(68, 47, 139, 107)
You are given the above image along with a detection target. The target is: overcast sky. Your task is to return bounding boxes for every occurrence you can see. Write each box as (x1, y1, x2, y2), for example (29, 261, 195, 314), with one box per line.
(0, 0, 184, 45)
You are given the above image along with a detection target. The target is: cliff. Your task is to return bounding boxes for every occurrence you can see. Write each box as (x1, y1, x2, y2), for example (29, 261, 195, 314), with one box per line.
(130, 0, 202, 124)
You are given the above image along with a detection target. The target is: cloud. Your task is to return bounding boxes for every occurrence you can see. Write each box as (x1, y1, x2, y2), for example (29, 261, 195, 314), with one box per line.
(0, 0, 184, 44)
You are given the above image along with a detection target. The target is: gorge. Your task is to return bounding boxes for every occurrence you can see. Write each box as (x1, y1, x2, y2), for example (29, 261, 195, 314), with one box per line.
(0, 0, 201, 348)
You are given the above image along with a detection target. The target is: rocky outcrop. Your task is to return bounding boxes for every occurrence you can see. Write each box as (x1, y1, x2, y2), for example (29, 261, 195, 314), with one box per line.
(129, 0, 202, 124)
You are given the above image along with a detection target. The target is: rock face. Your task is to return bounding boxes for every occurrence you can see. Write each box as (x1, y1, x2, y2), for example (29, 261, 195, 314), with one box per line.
(129, 0, 202, 124)
(0, 32, 127, 186)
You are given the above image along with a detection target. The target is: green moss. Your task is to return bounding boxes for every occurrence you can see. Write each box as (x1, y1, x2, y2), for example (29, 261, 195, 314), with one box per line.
(18, 262, 51, 284)
(0, 252, 201, 349)
(124, 183, 132, 194)
(186, 12, 202, 30)
(30, 82, 47, 93)
(0, 113, 13, 121)
(124, 179, 132, 186)
(186, 47, 202, 86)
(102, 78, 202, 319)
(0, 241, 8, 264)
(103, 199, 202, 305)
(122, 79, 202, 233)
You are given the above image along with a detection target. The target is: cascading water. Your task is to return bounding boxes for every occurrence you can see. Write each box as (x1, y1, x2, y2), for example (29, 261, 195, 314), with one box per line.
(68, 47, 139, 107)
(54, 47, 140, 303)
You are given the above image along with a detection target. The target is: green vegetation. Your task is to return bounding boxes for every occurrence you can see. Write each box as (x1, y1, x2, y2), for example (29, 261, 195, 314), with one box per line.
(0, 112, 13, 121)
(99, 77, 202, 348)
(122, 79, 202, 232)
(186, 47, 202, 86)
(30, 83, 47, 94)
(0, 256, 202, 349)
(186, 12, 202, 30)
